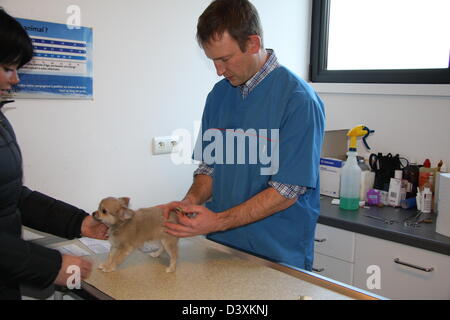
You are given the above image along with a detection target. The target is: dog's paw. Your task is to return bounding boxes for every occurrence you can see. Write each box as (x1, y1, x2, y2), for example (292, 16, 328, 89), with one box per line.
(165, 266, 176, 273)
(98, 263, 116, 273)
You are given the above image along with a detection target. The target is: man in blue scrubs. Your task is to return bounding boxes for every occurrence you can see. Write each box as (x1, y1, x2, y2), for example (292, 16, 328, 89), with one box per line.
(163, 0, 325, 271)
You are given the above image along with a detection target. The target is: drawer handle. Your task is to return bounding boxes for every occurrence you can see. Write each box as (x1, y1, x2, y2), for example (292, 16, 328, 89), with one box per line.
(315, 238, 327, 243)
(313, 267, 325, 273)
(394, 258, 434, 273)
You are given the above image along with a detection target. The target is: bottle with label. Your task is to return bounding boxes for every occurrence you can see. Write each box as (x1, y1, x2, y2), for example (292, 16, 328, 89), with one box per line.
(422, 187, 433, 214)
(419, 159, 438, 192)
(388, 170, 406, 207)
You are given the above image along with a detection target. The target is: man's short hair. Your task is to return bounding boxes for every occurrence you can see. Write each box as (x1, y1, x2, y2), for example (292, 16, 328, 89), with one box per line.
(197, 0, 264, 52)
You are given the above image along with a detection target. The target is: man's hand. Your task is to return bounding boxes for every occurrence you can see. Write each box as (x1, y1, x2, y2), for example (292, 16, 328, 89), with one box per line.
(163, 205, 222, 238)
(81, 215, 108, 240)
(54, 254, 92, 287)
(158, 200, 193, 221)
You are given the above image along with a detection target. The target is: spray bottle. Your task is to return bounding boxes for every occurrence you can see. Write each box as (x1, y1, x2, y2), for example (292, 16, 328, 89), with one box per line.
(340, 125, 375, 210)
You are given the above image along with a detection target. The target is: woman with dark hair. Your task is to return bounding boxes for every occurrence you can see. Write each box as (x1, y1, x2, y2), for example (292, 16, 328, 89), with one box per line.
(0, 8, 108, 300)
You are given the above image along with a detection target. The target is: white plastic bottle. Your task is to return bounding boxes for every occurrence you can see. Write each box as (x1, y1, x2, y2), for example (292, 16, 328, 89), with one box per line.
(422, 187, 433, 214)
(340, 151, 362, 210)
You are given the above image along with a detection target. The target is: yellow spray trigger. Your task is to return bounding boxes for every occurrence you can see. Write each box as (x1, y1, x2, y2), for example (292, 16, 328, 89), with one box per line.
(347, 125, 375, 151)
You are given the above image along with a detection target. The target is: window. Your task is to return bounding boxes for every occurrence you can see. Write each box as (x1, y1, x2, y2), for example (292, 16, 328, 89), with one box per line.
(310, 0, 450, 84)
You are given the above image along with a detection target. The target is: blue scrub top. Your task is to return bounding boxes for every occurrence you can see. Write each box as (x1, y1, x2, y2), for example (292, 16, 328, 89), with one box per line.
(194, 66, 325, 271)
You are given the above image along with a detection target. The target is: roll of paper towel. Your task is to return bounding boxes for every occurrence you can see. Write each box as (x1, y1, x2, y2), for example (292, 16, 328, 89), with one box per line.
(436, 173, 450, 237)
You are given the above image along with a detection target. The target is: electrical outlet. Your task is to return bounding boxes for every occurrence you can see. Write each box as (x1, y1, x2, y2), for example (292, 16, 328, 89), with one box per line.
(152, 136, 180, 155)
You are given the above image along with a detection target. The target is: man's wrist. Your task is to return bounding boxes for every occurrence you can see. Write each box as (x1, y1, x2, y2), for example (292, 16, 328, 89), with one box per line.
(181, 196, 196, 206)
(216, 210, 233, 232)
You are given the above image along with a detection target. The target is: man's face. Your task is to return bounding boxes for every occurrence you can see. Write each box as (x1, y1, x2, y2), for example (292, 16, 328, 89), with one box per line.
(0, 64, 20, 96)
(203, 31, 258, 87)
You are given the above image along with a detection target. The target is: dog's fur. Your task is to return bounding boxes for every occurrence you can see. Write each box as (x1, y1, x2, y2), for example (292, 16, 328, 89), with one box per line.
(93, 197, 179, 273)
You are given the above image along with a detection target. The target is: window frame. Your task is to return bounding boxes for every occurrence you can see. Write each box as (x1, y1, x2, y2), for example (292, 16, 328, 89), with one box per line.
(310, 0, 450, 84)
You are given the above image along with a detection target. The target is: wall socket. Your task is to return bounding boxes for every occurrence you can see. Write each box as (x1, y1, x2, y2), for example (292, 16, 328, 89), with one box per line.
(152, 136, 180, 155)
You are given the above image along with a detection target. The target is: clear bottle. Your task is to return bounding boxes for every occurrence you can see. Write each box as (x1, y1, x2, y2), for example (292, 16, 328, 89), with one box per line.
(340, 151, 362, 210)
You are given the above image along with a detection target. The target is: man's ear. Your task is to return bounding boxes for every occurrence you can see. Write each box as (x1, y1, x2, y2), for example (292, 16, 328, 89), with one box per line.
(119, 197, 130, 208)
(119, 207, 134, 221)
(246, 35, 262, 54)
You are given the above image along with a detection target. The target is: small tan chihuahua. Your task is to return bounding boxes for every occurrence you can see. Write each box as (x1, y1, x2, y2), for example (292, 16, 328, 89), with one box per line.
(93, 197, 179, 273)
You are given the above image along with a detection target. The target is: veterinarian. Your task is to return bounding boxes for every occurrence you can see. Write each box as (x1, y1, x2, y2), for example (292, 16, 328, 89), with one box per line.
(163, 0, 325, 271)
(0, 8, 108, 300)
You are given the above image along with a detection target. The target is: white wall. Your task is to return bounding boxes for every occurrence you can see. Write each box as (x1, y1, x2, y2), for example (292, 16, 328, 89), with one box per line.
(0, 0, 311, 212)
(3, 0, 448, 215)
(315, 89, 450, 165)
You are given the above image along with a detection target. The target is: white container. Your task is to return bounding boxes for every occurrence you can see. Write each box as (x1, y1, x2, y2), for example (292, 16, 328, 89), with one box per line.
(388, 170, 405, 207)
(422, 187, 433, 214)
(436, 173, 450, 237)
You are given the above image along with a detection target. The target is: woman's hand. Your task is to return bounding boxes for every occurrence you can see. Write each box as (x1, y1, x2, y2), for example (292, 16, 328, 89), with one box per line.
(54, 254, 92, 287)
(81, 215, 108, 240)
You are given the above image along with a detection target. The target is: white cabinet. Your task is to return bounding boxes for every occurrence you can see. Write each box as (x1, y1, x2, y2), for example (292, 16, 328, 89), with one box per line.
(313, 253, 354, 285)
(313, 224, 355, 285)
(353, 234, 450, 300)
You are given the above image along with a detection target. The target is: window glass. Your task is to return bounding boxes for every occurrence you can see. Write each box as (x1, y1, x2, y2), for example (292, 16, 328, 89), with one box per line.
(327, 0, 450, 71)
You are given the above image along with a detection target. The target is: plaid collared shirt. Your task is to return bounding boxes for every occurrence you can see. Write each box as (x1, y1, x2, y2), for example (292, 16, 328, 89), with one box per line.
(194, 49, 307, 199)
(239, 49, 280, 99)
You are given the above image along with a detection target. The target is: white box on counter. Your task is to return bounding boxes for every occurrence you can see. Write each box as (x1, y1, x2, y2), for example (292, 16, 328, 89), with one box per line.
(320, 158, 344, 198)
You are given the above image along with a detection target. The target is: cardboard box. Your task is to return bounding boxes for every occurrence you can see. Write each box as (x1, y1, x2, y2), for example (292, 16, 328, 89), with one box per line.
(319, 130, 349, 198)
(320, 158, 344, 198)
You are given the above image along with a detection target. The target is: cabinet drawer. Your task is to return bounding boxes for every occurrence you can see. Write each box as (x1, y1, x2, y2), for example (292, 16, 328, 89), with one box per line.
(314, 224, 355, 263)
(313, 253, 354, 285)
(354, 234, 450, 300)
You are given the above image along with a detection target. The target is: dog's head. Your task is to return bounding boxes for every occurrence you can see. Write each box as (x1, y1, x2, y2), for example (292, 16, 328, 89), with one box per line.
(93, 197, 134, 226)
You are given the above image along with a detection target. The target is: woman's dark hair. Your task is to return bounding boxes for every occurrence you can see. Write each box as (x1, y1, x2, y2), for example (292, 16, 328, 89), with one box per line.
(197, 0, 263, 52)
(0, 7, 33, 68)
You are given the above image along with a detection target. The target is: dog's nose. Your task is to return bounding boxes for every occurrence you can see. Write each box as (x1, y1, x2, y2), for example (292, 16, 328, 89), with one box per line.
(92, 211, 102, 222)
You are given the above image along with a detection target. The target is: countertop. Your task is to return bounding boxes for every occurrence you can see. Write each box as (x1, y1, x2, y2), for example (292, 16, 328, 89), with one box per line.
(79, 237, 379, 300)
(26, 229, 385, 300)
(318, 197, 450, 256)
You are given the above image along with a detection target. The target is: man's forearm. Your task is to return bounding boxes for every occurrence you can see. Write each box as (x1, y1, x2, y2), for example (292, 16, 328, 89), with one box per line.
(216, 188, 297, 232)
(183, 174, 213, 205)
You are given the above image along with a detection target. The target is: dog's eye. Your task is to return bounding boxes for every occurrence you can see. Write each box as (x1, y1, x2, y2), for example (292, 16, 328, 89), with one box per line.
(102, 209, 108, 214)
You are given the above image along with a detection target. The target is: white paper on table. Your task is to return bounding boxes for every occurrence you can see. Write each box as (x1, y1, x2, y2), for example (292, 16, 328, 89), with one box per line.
(55, 244, 91, 257)
(79, 237, 111, 254)
(22, 228, 46, 241)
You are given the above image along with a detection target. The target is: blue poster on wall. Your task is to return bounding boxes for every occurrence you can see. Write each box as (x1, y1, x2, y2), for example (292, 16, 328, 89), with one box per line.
(12, 18, 93, 99)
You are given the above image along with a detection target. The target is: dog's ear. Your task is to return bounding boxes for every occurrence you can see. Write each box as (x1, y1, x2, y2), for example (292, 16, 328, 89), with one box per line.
(118, 207, 134, 221)
(118, 197, 130, 208)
